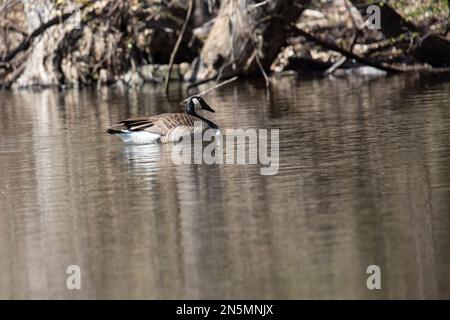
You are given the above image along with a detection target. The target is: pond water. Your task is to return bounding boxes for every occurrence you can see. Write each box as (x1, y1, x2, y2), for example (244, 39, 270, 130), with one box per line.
(0, 73, 450, 299)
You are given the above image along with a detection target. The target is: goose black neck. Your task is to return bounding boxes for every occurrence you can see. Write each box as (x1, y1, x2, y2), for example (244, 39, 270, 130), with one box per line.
(186, 104, 219, 129)
(196, 113, 219, 129)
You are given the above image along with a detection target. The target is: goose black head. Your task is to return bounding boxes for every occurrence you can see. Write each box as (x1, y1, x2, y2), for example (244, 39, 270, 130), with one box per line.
(187, 96, 215, 113)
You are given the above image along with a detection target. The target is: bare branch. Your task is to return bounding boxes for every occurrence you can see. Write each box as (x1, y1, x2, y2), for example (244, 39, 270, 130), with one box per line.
(165, 0, 194, 97)
(182, 76, 238, 106)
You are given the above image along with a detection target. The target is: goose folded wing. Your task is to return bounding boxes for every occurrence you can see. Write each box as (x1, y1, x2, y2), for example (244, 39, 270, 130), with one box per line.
(107, 117, 159, 134)
(143, 114, 196, 136)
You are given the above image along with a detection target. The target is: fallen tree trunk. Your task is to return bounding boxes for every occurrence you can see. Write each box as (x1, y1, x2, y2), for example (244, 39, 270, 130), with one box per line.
(292, 26, 404, 73)
(350, 0, 450, 68)
(184, 0, 310, 82)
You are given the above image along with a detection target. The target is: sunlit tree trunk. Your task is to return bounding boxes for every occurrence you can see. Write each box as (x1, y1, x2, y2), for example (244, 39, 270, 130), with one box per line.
(13, 0, 67, 87)
(184, 0, 310, 82)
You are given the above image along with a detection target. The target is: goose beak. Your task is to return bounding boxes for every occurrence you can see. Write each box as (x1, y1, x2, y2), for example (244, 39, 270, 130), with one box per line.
(199, 98, 215, 113)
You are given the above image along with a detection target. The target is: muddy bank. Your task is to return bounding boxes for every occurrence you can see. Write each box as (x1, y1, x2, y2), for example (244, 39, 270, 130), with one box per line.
(0, 0, 449, 90)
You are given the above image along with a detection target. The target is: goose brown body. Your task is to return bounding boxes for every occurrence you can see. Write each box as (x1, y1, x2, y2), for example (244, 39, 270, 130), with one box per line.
(107, 96, 218, 145)
(107, 113, 210, 143)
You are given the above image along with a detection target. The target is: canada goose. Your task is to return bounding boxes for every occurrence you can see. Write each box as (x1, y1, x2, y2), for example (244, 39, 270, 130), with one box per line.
(106, 96, 219, 144)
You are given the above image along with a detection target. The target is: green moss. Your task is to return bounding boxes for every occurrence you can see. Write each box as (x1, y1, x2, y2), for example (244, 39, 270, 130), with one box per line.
(391, 0, 448, 23)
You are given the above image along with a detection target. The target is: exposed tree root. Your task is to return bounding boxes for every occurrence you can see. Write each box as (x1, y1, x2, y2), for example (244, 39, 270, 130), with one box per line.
(0, 1, 94, 64)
